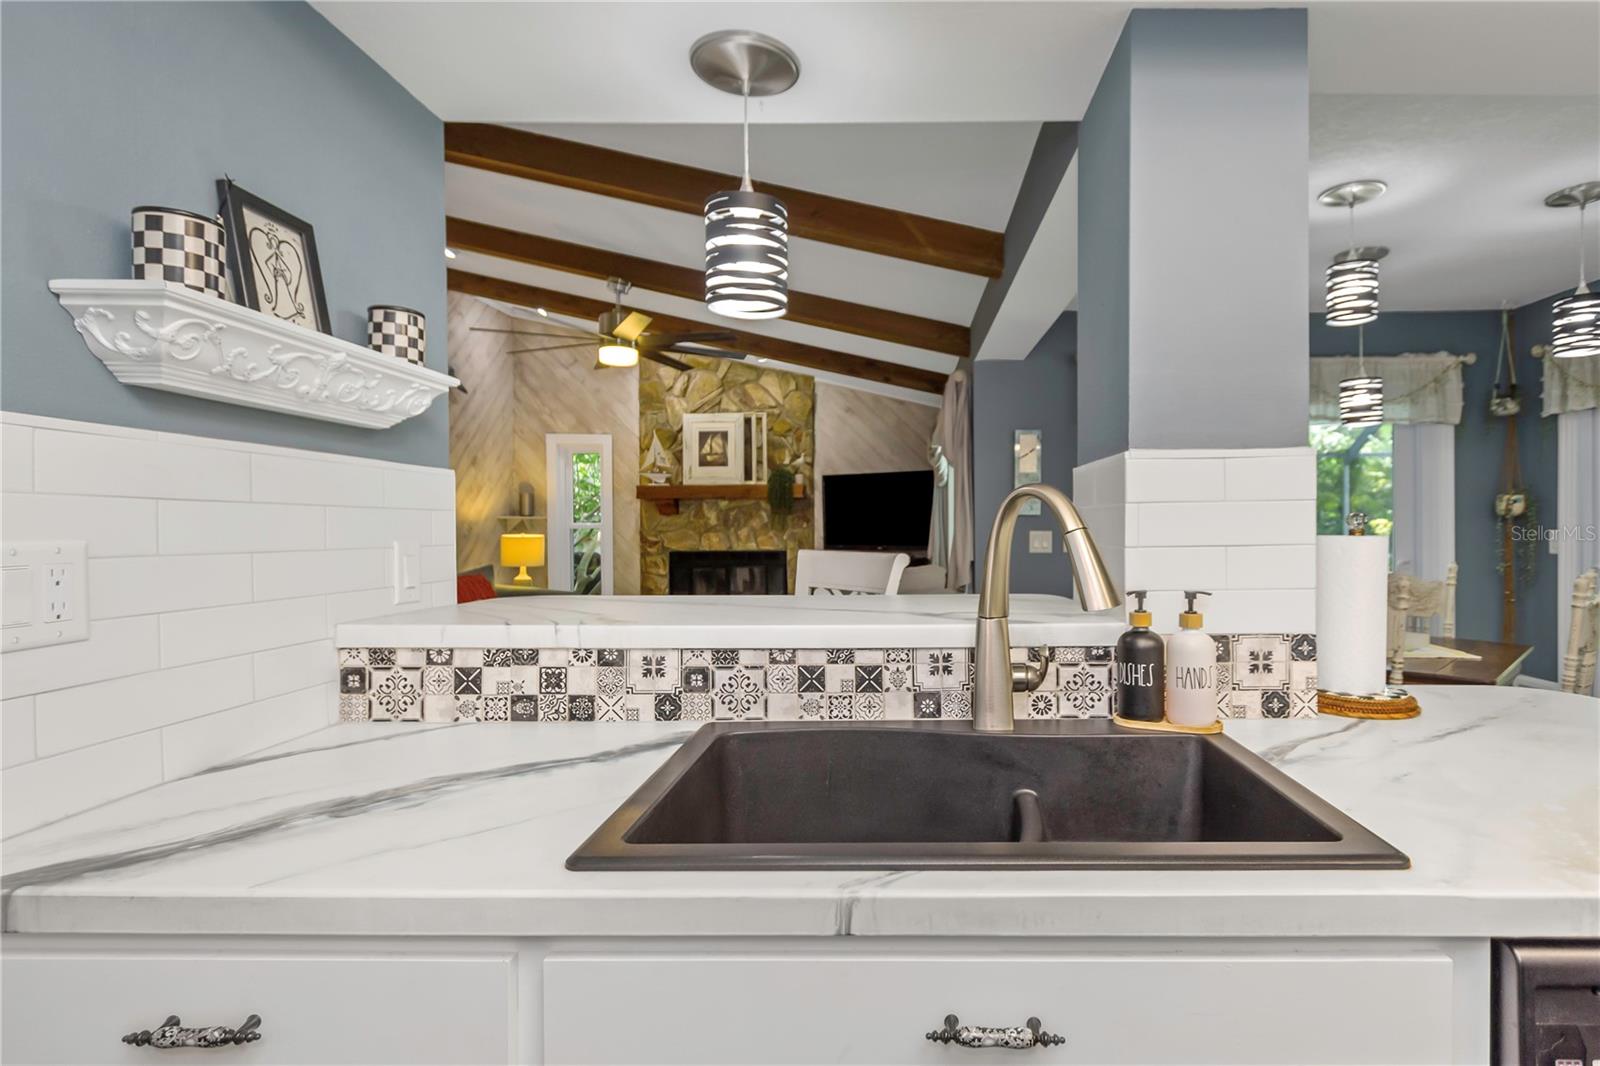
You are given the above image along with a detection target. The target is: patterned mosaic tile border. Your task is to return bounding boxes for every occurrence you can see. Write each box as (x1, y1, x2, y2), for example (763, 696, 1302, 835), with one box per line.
(336, 634, 1317, 724)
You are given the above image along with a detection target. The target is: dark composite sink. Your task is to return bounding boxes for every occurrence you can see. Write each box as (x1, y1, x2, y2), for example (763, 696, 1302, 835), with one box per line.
(568, 721, 1408, 870)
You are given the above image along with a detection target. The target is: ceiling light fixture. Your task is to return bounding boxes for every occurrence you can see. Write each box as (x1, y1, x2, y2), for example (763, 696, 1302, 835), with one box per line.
(692, 30, 798, 321)
(1338, 326, 1384, 426)
(444, 248, 457, 260)
(1319, 180, 1388, 328)
(1545, 181, 1600, 360)
(597, 341, 639, 368)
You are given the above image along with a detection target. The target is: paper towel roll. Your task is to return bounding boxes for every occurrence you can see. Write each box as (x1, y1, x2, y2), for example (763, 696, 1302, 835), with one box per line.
(1316, 534, 1390, 695)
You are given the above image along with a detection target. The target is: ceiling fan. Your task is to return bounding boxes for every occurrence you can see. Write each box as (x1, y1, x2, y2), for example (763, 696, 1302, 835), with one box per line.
(471, 278, 741, 373)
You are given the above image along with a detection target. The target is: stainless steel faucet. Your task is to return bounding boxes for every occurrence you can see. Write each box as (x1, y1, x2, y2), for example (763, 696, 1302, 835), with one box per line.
(973, 484, 1121, 732)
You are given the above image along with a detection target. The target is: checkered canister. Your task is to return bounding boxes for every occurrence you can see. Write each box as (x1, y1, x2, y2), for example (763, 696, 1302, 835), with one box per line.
(130, 207, 227, 299)
(368, 305, 426, 365)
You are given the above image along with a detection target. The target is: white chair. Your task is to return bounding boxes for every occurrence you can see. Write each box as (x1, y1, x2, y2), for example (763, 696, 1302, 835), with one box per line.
(794, 550, 909, 596)
(896, 564, 948, 594)
(1385, 564, 1458, 685)
(1562, 567, 1598, 696)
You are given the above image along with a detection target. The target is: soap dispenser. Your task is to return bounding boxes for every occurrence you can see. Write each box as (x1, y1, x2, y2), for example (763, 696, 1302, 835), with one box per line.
(1166, 591, 1217, 727)
(1113, 591, 1165, 722)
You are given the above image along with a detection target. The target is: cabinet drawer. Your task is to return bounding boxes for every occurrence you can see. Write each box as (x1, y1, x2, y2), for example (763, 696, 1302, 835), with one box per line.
(3, 949, 514, 1065)
(544, 950, 1454, 1065)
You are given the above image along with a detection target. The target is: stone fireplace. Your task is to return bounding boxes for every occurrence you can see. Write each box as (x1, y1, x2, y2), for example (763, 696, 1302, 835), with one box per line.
(668, 550, 788, 595)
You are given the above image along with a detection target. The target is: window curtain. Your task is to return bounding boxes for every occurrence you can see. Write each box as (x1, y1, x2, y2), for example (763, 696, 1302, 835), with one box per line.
(1309, 352, 1466, 425)
(929, 367, 973, 591)
(1541, 351, 1600, 416)
(1391, 423, 1456, 634)
(1556, 408, 1600, 695)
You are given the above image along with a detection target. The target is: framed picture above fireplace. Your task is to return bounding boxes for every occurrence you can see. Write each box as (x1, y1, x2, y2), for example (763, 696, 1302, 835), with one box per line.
(682, 413, 745, 485)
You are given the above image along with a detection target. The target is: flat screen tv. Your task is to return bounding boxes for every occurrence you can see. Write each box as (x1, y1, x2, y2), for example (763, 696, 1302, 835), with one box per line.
(822, 470, 934, 554)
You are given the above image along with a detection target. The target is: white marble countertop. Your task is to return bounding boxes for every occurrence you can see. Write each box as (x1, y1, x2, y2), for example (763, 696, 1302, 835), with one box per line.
(3, 686, 1595, 940)
(336, 593, 1127, 649)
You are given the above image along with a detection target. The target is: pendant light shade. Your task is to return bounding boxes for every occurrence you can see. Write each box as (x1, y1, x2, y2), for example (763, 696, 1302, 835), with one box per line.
(704, 189, 789, 320)
(1546, 182, 1600, 359)
(691, 30, 800, 323)
(1338, 375, 1384, 426)
(1324, 256, 1382, 327)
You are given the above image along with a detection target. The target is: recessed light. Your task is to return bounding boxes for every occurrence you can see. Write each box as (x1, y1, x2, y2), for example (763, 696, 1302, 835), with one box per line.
(444, 248, 457, 260)
(536, 308, 548, 317)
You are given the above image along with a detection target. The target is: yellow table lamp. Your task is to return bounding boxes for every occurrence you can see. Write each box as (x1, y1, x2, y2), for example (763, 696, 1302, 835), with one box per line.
(500, 533, 546, 585)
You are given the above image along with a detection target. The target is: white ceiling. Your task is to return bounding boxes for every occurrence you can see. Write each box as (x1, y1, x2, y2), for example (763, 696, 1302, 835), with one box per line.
(319, 0, 1600, 379)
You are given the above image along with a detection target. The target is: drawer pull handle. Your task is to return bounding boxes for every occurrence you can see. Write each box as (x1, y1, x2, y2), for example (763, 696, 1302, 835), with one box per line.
(122, 1014, 262, 1049)
(926, 1013, 1064, 1049)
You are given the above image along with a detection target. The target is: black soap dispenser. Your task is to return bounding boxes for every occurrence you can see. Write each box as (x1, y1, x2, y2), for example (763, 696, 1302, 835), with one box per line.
(1114, 591, 1166, 722)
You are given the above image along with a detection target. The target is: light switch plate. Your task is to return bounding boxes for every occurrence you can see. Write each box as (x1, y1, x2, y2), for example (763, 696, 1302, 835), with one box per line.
(392, 540, 421, 605)
(2, 540, 88, 652)
(1028, 530, 1053, 554)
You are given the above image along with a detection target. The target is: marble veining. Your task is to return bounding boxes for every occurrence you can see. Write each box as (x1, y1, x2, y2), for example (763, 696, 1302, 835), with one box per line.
(1, 686, 1594, 941)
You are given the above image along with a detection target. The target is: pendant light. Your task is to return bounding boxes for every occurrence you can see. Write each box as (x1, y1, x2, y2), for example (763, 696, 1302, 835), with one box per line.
(1545, 181, 1600, 359)
(1338, 325, 1384, 426)
(1319, 180, 1388, 327)
(691, 30, 799, 321)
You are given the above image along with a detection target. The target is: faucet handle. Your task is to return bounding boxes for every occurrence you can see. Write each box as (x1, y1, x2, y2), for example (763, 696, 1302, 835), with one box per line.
(1010, 646, 1051, 693)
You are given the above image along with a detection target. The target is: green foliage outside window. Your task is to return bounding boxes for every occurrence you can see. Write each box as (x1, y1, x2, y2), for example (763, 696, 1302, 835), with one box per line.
(571, 451, 602, 524)
(1311, 422, 1394, 538)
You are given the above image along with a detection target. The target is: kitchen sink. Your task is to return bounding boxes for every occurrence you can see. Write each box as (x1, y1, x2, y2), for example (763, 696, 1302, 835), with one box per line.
(567, 721, 1408, 870)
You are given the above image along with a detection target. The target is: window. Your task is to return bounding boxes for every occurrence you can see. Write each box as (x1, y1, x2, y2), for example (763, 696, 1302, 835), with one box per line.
(1311, 422, 1393, 538)
(546, 435, 613, 595)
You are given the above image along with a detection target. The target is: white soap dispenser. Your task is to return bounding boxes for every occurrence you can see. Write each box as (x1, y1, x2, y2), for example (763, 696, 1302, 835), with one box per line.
(1166, 591, 1217, 727)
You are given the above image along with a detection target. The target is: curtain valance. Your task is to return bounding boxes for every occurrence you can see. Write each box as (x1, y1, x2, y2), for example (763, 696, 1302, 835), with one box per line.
(1310, 352, 1466, 425)
(1541, 350, 1600, 416)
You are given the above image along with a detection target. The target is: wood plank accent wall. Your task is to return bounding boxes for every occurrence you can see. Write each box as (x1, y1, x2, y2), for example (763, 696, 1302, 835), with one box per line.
(448, 293, 642, 593)
(812, 383, 942, 550)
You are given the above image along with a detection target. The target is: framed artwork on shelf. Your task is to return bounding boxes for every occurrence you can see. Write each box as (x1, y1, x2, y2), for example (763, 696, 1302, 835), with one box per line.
(217, 179, 331, 334)
(682, 413, 745, 484)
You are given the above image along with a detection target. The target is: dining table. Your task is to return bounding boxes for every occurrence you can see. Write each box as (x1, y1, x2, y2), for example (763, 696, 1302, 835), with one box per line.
(1401, 636, 1535, 686)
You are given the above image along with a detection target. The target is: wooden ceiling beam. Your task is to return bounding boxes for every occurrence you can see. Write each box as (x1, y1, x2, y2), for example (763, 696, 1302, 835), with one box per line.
(446, 217, 969, 358)
(447, 269, 948, 394)
(444, 124, 1004, 278)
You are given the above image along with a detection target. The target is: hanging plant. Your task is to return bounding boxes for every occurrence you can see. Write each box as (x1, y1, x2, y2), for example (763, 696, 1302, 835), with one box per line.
(1495, 494, 1540, 586)
(767, 465, 796, 531)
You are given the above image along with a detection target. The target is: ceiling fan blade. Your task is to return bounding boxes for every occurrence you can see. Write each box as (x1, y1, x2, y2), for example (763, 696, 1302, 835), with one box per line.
(472, 327, 596, 339)
(659, 346, 747, 361)
(645, 331, 737, 347)
(611, 310, 652, 342)
(508, 343, 597, 354)
(643, 351, 694, 373)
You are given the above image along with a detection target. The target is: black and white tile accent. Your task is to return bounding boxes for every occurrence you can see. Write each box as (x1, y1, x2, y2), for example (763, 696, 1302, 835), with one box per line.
(337, 636, 1317, 723)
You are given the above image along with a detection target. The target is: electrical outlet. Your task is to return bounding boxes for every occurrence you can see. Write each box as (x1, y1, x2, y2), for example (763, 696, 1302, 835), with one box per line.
(1, 541, 87, 652)
(1028, 530, 1053, 554)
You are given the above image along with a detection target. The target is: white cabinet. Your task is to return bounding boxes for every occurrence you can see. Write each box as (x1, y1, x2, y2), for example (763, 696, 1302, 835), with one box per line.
(1, 946, 515, 1065)
(543, 947, 1459, 1065)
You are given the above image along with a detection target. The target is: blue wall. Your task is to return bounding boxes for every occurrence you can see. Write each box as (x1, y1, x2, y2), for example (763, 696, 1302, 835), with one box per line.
(972, 312, 1078, 597)
(1308, 294, 1575, 682)
(1, 2, 448, 466)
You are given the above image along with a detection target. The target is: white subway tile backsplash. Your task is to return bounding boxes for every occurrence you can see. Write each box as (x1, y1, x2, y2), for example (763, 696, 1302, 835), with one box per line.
(431, 510, 456, 547)
(420, 544, 456, 583)
(88, 554, 254, 619)
(1224, 452, 1316, 501)
(2, 493, 158, 556)
(161, 683, 333, 780)
(1226, 545, 1317, 589)
(33, 429, 250, 501)
(383, 466, 455, 510)
(1143, 588, 1316, 634)
(2, 423, 34, 492)
(2, 731, 165, 836)
(1125, 458, 1225, 503)
(252, 548, 388, 601)
(2, 697, 36, 768)
(160, 596, 328, 668)
(424, 579, 458, 607)
(1124, 546, 1228, 591)
(34, 656, 254, 757)
(1135, 500, 1314, 547)
(251, 453, 385, 507)
(159, 500, 325, 555)
(0, 616, 161, 700)
(327, 506, 433, 549)
(327, 586, 412, 626)
(253, 639, 335, 700)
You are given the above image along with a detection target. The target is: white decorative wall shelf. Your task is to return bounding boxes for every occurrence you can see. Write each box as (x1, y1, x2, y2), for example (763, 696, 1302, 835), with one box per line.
(49, 280, 456, 429)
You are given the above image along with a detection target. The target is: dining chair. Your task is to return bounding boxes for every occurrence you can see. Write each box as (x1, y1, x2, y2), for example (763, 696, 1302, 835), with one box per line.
(794, 550, 910, 596)
(1386, 563, 1458, 685)
(1561, 567, 1598, 696)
